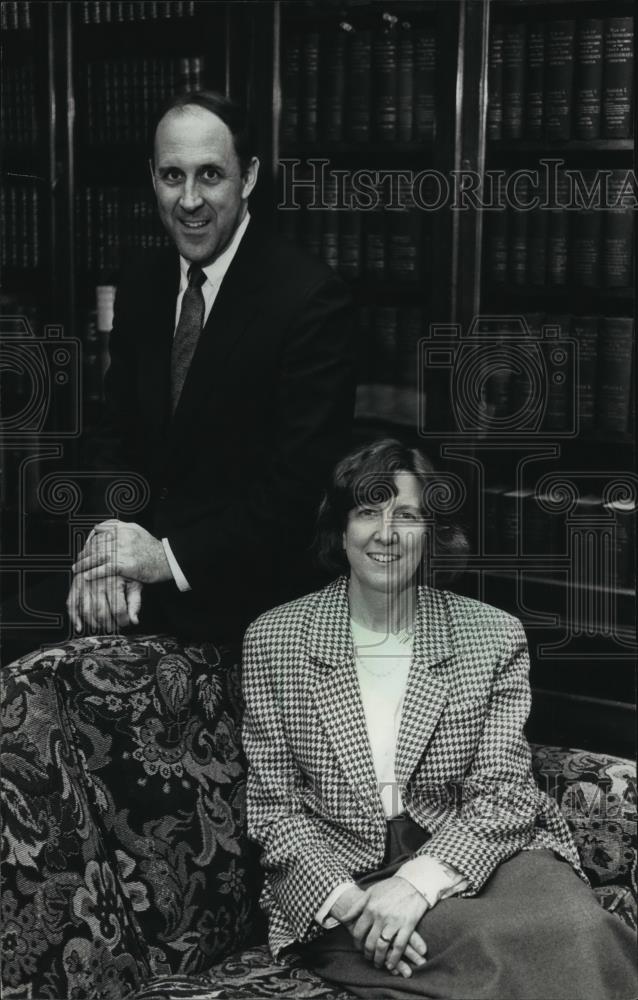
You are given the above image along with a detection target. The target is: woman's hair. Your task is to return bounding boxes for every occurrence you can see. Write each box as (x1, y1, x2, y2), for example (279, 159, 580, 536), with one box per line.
(150, 90, 258, 175)
(313, 438, 469, 581)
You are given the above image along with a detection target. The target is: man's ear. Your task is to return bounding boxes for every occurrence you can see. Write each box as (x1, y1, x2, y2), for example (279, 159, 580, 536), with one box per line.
(148, 158, 157, 193)
(241, 156, 260, 200)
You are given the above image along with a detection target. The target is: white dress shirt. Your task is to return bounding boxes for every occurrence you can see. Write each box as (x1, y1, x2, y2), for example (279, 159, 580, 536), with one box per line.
(161, 212, 251, 591)
(315, 619, 468, 928)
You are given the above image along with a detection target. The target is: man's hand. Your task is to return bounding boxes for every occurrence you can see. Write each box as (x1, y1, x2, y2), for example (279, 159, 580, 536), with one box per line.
(67, 574, 142, 634)
(72, 521, 172, 584)
(350, 876, 429, 978)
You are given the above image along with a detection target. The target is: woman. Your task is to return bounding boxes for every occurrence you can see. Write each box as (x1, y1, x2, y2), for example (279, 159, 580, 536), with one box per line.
(242, 439, 636, 999)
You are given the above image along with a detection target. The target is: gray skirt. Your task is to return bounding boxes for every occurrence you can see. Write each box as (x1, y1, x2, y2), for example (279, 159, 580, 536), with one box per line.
(298, 817, 637, 1000)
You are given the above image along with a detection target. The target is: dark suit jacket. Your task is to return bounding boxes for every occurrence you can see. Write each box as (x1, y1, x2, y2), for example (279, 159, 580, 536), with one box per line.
(91, 224, 355, 639)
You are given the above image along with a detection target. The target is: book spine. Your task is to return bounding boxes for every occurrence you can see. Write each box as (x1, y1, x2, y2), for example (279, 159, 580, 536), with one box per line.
(542, 314, 572, 431)
(348, 29, 372, 142)
(525, 21, 545, 140)
(502, 21, 526, 141)
(603, 170, 634, 288)
(575, 18, 603, 140)
(321, 27, 347, 144)
(571, 170, 602, 287)
(486, 208, 508, 285)
(596, 317, 634, 433)
(487, 21, 504, 141)
(572, 315, 598, 433)
(363, 200, 386, 280)
(545, 20, 576, 141)
(397, 26, 414, 143)
(602, 17, 634, 139)
(547, 169, 569, 286)
(528, 176, 548, 286)
(413, 29, 436, 141)
(387, 177, 420, 283)
(301, 32, 320, 144)
(508, 175, 529, 285)
(338, 178, 362, 281)
(373, 24, 398, 142)
(320, 177, 339, 272)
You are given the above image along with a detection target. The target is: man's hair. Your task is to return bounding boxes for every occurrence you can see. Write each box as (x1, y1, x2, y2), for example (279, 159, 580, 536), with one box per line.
(312, 438, 469, 581)
(150, 90, 258, 174)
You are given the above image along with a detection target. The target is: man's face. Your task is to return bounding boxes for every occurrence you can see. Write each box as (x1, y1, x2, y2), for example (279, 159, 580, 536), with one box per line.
(150, 105, 259, 266)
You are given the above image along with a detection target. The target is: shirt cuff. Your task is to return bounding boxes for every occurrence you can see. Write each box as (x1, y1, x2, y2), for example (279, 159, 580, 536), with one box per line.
(162, 538, 191, 592)
(315, 881, 356, 928)
(395, 855, 469, 907)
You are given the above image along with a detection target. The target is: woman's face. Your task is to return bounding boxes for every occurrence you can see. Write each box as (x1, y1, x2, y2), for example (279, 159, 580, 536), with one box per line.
(343, 472, 427, 597)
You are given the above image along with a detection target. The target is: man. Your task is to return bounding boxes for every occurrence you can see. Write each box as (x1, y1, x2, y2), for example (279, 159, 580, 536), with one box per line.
(68, 90, 354, 643)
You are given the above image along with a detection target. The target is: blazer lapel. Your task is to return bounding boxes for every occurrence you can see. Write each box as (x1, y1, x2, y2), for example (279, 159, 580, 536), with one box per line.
(168, 223, 266, 438)
(308, 578, 386, 827)
(395, 587, 452, 785)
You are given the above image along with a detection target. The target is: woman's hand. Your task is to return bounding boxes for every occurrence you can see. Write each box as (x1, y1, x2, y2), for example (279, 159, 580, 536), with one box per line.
(350, 876, 429, 977)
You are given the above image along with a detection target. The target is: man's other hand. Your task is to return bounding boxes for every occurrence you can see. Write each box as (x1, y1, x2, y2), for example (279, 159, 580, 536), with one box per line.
(72, 520, 172, 584)
(67, 575, 142, 634)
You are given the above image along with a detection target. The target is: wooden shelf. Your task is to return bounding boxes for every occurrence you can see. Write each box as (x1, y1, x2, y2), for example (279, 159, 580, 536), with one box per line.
(280, 142, 434, 158)
(483, 284, 635, 303)
(488, 139, 634, 154)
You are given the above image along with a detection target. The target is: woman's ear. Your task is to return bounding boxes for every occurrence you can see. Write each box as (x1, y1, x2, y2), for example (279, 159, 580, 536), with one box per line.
(342, 531, 346, 550)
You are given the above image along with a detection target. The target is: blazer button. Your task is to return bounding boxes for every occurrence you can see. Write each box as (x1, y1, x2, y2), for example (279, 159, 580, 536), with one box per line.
(158, 487, 169, 501)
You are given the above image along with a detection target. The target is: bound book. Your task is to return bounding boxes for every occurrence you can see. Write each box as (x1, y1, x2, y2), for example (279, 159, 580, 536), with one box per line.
(547, 170, 569, 286)
(373, 22, 398, 141)
(348, 28, 372, 142)
(526, 21, 545, 140)
(545, 20, 576, 140)
(321, 25, 348, 143)
(602, 17, 634, 139)
(542, 314, 572, 431)
(571, 315, 598, 433)
(596, 317, 633, 434)
(528, 177, 548, 286)
(603, 170, 634, 288)
(413, 28, 436, 141)
(397, 26, 414, 143)
(301, 33, 320, 144)
(502, 21, 526, 141)
(575, 18, 603, 140)
(487, 21, 504, 141)
(571, 170, 602, 287)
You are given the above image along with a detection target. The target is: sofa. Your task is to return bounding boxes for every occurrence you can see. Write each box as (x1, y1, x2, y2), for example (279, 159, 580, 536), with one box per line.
(1, 634, 636, 1000)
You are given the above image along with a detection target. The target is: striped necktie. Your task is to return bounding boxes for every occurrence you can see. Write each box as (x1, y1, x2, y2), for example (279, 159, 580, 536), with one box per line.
(171, 264, 206, 412)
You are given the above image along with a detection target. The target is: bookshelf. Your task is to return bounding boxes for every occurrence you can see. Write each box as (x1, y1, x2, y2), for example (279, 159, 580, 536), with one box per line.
(273, 0, 460, 435)
(1, 0, 634, 753)
(461, 0, 635, 755)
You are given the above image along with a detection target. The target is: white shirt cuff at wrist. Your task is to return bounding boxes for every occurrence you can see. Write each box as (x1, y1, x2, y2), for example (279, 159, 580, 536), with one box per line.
(395, 855, 469, 906)
(162, 537, 191, 592)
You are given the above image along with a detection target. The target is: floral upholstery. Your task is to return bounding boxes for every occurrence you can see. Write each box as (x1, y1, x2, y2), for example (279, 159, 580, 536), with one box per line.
(1, 633, 636, 1000)
(1, 635, 261, 1000)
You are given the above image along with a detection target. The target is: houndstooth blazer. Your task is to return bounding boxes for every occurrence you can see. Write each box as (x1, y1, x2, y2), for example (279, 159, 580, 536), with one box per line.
(242, 576, 586, 959)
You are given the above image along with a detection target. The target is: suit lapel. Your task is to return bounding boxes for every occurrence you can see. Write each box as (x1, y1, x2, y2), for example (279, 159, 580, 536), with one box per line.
(168, 223, 266, 439)
(308, 578, 386, 826)
(395, 588, 452, 785)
